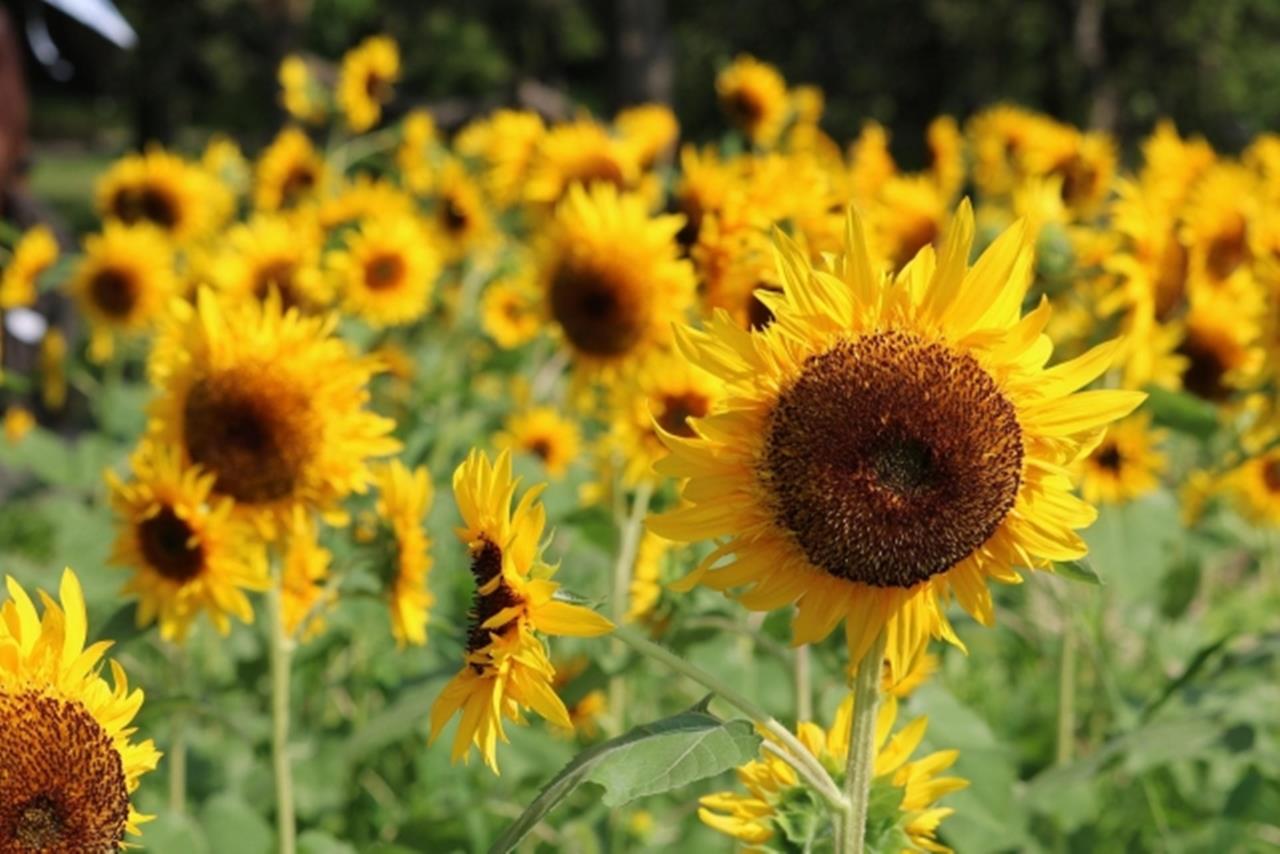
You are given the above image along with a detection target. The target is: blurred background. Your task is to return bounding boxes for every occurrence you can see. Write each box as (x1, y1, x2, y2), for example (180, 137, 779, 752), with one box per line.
(7, 0, 1280, 233)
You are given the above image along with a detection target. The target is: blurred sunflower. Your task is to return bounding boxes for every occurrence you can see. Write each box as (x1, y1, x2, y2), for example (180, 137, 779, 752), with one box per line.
(926, 115, 965, 201)
(0, 224, 58, 308)
(614, 103, 679, 169)
(454, 108, 546, 210)
(872, 176, 950, 272)
(431, 161, 493, 262)
(3, 406, 35, 444)
(96, 147, 227, 242)
(1174, 297, 1264, 402)
(524, 119, 641, 207)
(255, 127, 327, 212)
(537, 183, 695, 376)
(429, 450, 613, 772)
(337, 35, 400, 133)
(278, 54, 326, 125)
(672, 145, 740, 250)
(107, 441, 268, 643)
(147, 289, 399, 537)
(1181, 164, 1256, 284)
(330, 215, 440, 328)
(1223, 449, 1280, 525)
(69, 223, 176, 360)
(480, 270, 542, 349)
(318, 174, 417, 232)
(371, 461, 435, 647)
(716, 55, 789, 147)
(0, 569, 161, 850)
(494, 406, 582, 478)
(653, 204, 1144, 666)
(1079, 413, 1166, 505)
(699, 695, 966, 851)
(848, 121, 897, 202)
(211, 212, 330, 311)
(626, 530, 672, 623)
(397, 109, 438, 194)
(279, 509, 336, 640)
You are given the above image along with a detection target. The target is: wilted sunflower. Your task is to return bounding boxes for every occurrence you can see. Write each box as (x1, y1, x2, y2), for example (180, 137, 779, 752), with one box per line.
(69, 223, 177, 360)
(255, 127, 327, 212)
(429, 450, 613, 772)
(278, 54, 325, 125)
(148, 289, 399, 537)
(480, 270, 542, 349)
(0, 224, 57, 309)
(524, 119, 641, 207)
(329, 214, 441, 328)
(537, 183, 695, 376)
(494, 407, 582, 478)
(96, 147, 226, 242)
(372, 461, 435, 647)
(716, 55, 789, 147)
(107, 441, 269, 643)
(1079, 414, 1166, 506)
(211, 212, 331, 310)
(699, 694, 966, 851)
(653, 204, 1144, 665)
(337, 35, 400, 133)
(0, 569, 161, 850)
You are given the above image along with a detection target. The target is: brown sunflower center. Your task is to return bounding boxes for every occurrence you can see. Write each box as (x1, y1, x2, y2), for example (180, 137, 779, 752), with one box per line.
(1154, 235, 1188, 320)
(252, 259, 299, 306)
(441, 197, 470, 234)
(1095, 443, 1123, 472)
(528, 438, 553, 461)
(182, 365, 315, 504)
(724, 89, 765, 129)
(138, 506, 205, 583)
(0, 692, 130, 852)
(364, 253, 406, 291)
(466, 538, 524, 659)
(281, 165, 317, 207)
(88, 268, 139, 319)
(112, 185, 179, 230)
(761, 331, 1024, 588)
(1207, 218, 1248, 280)
(1263, 458, 1280, 493)
(674, 196, 703, 250)
(1177, 333, 1230, 402)
(1055, 155, 1099, 208)
(571, 156, 626, 192)
(656, 392, 710, 438)
(549, 262, 648, 358)
(892, 217, 940, 271)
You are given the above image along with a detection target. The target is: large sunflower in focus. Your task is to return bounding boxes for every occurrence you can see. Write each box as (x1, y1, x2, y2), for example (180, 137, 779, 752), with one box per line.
(107, 441, 268, 642)
(0, 569, 161, 850)
(652, 204, 1144, 664)
(69, 223, 177, 360)
(537, 183, 695, 376)
(147, 289, 399, 537)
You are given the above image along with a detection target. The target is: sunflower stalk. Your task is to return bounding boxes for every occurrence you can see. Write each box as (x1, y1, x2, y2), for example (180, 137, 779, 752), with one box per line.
(268, 565, 298, 854)
(168, 645, 188, 815)
(608, 481, 653, 733)
(840, 629, 888, 854)
(611, 624, 845, 812)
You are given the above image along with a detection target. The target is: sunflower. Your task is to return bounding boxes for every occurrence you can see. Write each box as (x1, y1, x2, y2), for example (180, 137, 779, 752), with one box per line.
(454, 109, 546, 210)
(966, 104, 1045, 199)
(317, 174, 417, 232)
(494, 407, 582, 478)
(280, 509, 335, 640)
(480, 270, 542, 349)
(336, 35, 399, 133)
(1223, 449, 1280, 526)
(1078, 413, 1166, 506)
(211, 212, 330, 311)
(329, 214, 440, 328)
(369, 460, 435, 647)
(1020, 127, 1117, 218)
(3, 406, 34, 444)
(0, 569, 161, 849)
(1139, 120, 1216, 209)
(699, 694, 966, 852)
(537, 183, 695, 375)
(871, 176, 950, 273)
(1173, 296, 1264, 402)
(429, 450, 613, 772)
(107, 440, 268, 643)
(1181, 164, 1259, 288)
(652, 204, 1144, 666)
(614, 103, 679, 169)
(69, 223, 177, 360)
(926, 115, 965, 201)
(716, 55, 789, 147)
(148, 288, 399, 538)
(848, 121, 898, 203)
(254, 127, 327, 212)
(96, 147, 227, 242)
(524, 119, 642, 208)
(397, 109, 438, 194)
(0, 225, 57, 309)
(626, 530, 672, 623)
(608, 351, 723, 487)
(430, 161, 493, 263)
(672, 145, 741, 250)
(278, 54, 325, 125)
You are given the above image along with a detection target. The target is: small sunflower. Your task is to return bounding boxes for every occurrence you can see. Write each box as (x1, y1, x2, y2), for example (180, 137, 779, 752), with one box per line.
(1223, 449, 1280, 526)
(926, 115, 966, 201)
(1079, 414, 1167, 506)
(494, 407, 583, 478)
(653, 204, 1144, 666)
(148, 289, 399, 537)
(69, 223, 177, 360)
(429, 450, 613, 773)
(430, 161, 493, 263)
(279, 54, 326, 125)
(317, 174, 417, 232)
(372, 461, 435, 647)
(337, 35, 400, 133)
(329, 214, 441, 328)
(1181, 165, 1256, 284)
(699, 694, 966, 851)
(537, 183, 695, 376)
(0, 569, 161, 849)
(211, 212, 331, 311)
(454, 109, 546, 210)
(0, 224, 58, 309)
(524, 119, 641, 208)
(716, 55, 789, 147)
(107, 441, 269, 643)
(397, 109, 438, 194)
(673, 145, 741, 250)
(1173, 297, 1265, 402)
(849, 121, 898, 202)
(280, 509, 336, 640)
(626, 530, 672, 623)
(3, 406, 35, 445)
(871, 176, 950, 273)
(614, 103, 679, 169)
(255, 127, 327, 212)
(480, 271, 542, 349)
(96, 147, 226, 242)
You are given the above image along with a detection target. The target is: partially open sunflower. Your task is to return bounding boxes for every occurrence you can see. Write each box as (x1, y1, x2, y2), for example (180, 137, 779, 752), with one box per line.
(652, 202, 1144, 665)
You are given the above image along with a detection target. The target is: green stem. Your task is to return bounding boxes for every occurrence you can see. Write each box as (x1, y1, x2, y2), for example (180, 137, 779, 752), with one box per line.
(840, 629, 887, 854)
(608, 482, 653, 734)
(269, 571, 297, 854)
(795, 643, 813, 722)
(612, 624, 846, 813)
(1057, 614, 1077, 765)
(168, 646, 188, 815)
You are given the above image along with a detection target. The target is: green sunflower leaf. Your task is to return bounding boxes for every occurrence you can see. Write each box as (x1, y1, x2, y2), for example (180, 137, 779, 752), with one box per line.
(1143, 385, 1219, 439)
(490, 708, 761, 853)
(1054, 558, 1103, 586)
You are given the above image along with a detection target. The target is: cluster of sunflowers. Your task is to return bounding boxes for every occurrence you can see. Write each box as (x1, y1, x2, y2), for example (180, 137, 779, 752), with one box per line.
(1, 36, 1279, 852)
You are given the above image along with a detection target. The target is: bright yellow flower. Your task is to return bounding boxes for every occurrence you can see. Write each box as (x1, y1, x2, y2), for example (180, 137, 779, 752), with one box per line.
(614, 103, 679, 169)
(454, 109, 546, 209)
(96, 147, 229, 242)
(255, 127, 327, 212)
(480, 270, 542, 350)
(0, 225, 57, 309)
(524, 118, 642, 208)
(397, 109, 438, 194)
(0, 568, 161, 847)
(1223, 449, 1280, 526)
(372, 461, 435, 647)
(329, 214, 441, 328)
(337, 35, 400, 133)
(210, 212, 331, 311)
(68, 223, 176, 360)
(494, 407, 582, 478)
(1079, 414, 1167, 505)
(279, 509, 335, 640)
(430, 160, 493, 263)
(2, 406, 35, 445)
(716, 55, 789, 147)
(279, 54, 325, 124)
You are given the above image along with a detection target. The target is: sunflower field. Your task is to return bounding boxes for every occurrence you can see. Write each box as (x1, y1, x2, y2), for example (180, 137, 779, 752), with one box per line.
(3, 33, 1280, 854)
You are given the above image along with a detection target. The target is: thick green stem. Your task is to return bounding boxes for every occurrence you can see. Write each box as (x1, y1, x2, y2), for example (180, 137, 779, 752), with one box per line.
(612, 624, 845, 812)
(269, 574, 297, 854)
(840, 629, 887, 854)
